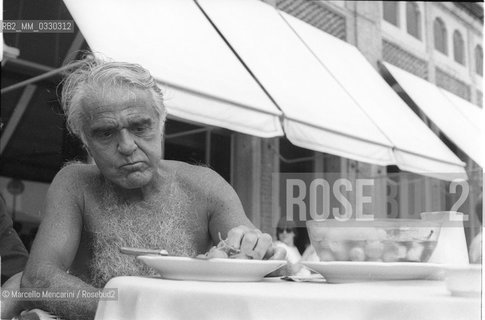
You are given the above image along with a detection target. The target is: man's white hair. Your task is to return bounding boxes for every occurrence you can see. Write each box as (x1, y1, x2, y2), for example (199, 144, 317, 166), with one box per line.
(60, 56, 167, 144)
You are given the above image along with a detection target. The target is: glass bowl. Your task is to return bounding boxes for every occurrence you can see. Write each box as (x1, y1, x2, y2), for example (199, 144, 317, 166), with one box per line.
(306, 219, 442, 263)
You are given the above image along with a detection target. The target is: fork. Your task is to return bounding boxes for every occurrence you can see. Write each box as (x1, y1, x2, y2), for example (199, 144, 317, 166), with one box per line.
(119, 247, 169, 256)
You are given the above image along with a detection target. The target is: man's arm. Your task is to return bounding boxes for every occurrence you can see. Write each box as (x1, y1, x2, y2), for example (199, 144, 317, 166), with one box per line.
(202, 168, 254, 241)
(21, 165, 98, 319)
(199, 167, 285, 260)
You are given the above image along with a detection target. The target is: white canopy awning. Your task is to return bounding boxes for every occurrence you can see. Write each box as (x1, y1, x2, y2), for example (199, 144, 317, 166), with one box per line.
(63, 0, 283, 138)
(281, 12, 467, 179)
(439, 89, 483, 132)
(198, 0, 466, 180)
(199, 0, 394, 165)
(384, 62, 483, 168)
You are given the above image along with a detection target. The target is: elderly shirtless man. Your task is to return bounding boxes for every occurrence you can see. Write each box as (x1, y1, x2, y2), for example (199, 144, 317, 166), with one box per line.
(20, 58, 285, 319)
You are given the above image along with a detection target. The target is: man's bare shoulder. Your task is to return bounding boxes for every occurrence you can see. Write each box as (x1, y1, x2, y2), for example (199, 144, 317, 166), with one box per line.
(56, 162, 99, 179)
(51, 162, 101, 190)
(160, 160, 223, 189)
(46, 163, 103, 215)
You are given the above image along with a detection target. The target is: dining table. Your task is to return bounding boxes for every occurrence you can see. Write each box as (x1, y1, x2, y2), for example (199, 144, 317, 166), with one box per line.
(94, 275, 481, 320)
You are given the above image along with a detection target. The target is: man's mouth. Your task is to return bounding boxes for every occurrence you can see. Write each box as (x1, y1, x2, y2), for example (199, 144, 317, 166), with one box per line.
(120, 162, 145, 171)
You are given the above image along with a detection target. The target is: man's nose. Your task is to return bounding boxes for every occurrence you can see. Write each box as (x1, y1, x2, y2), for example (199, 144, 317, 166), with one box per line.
(117, 129, 137, 155)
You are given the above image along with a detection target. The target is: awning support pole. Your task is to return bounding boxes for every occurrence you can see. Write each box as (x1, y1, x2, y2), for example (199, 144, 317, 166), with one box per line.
(62, 32, 85, 65)
(1, 59, 87, 95)
(205, 129, 212, 165)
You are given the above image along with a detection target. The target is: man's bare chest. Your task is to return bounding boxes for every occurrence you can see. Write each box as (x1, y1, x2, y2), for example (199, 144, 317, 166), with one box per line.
(80, 181, 207, 232)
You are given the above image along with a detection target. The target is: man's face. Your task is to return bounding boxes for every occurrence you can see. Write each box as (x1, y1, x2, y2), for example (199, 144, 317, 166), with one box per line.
(81, 87, 163, 189)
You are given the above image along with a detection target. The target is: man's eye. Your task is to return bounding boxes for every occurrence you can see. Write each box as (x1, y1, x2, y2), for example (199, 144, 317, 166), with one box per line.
(132, 126, 149, 134)
(94, 129, 113, 139)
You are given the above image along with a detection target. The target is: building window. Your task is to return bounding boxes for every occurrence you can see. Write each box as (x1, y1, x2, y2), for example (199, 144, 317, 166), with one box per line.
(383, 2, 399, 26)
(453, 30, 465, 65)
(475, 45, 483, 76)
(164, 119, 231, 183)
(406, 2, 421, 40)
(433, 18, 447, 55)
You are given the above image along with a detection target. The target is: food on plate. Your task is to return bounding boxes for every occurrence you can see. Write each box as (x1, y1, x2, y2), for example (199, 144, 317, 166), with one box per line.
(364, 241, 384, 260)
(203, 246, 229, 259)
(349, 247, 365, 262)
(307, 219, 441, 263)
(316, 249, 335, 261)
(196, 233, 252, 259)
(314, 237, 436, 263)
(329, 241, 349, 261)
(381, 243, 400, 262)
(406, 242, 425, 262)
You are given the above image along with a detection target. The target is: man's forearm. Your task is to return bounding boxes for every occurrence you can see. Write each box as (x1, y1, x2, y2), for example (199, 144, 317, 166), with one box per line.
(22, 264, 99, 320)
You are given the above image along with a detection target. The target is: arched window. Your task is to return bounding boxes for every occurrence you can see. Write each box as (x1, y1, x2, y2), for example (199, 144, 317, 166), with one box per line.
(453, 31, 465, 65)
(383, 2, 399, 26)
(433, 18, 447, 55)
(406, 2, 421, 39)
(476, 45, 483, 76)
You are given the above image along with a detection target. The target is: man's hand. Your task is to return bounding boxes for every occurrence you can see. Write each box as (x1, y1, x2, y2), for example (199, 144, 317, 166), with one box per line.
(226, 225, 286, 260)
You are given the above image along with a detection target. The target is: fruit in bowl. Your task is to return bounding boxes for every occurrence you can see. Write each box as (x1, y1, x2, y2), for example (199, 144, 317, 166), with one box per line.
(306, 219, 442, 263)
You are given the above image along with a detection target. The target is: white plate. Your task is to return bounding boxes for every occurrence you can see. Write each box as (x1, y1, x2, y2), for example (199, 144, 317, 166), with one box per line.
(301, 261, 443, 283)
(138, 255, 287, 282)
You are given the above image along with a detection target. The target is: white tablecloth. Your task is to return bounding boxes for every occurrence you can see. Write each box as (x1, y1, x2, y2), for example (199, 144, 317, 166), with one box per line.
(95, 276, 480, 320)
